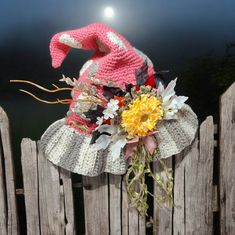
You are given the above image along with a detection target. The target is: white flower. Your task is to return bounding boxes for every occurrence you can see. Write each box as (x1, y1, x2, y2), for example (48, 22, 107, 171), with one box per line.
(103, 99, 119, 119)
(94, 124, 127, 161)
(107, 98, 119, 109)
(109, 135, 127, 161)
(94, 134, 112, 150)
(157, 78, 188, 119)
(93, 124, 115, 149)
(95, 116, 104, 129)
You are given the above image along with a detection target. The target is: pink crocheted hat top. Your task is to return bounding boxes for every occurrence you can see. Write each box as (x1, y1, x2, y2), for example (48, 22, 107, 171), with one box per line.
(49, 22, 155, 134)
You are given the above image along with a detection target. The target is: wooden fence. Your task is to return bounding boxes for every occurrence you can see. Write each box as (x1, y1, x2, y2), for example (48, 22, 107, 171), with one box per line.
(0, 82, 234, 235)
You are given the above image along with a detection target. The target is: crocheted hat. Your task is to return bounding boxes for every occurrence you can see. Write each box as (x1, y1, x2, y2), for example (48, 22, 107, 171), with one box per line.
(40, 23, 154, 176)
(40, 22, 198, 176)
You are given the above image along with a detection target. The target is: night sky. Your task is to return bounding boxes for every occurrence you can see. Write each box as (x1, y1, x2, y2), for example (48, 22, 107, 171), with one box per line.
(0, 0, 235, 169)
(1, 1, 235, 62)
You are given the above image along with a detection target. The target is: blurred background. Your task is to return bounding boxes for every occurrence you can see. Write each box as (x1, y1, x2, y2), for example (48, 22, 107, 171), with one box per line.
(0, 0, 235, 233)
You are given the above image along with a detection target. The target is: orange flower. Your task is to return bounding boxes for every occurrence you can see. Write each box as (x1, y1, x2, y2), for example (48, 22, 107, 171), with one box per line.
(114, 96, 124, 107)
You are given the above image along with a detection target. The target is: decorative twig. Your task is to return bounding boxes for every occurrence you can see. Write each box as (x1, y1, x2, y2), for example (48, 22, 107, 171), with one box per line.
(19, 89, 72, 104)
(10, 79, 105, 105)
(10, 80, 73, 92)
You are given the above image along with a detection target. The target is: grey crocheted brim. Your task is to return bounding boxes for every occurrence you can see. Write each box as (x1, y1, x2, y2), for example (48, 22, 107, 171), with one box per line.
(155, 104, 198, 159)
(40, 119, 127, 176)
(40, 104, 197, 176)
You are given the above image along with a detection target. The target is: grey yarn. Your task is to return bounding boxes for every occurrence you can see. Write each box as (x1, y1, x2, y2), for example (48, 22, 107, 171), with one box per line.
(40, 104, 197, 176)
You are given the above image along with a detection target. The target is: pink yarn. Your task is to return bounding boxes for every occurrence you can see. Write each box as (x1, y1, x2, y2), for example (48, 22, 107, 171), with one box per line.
(49, 22, 155, 134)
(65, 113, 96, 135)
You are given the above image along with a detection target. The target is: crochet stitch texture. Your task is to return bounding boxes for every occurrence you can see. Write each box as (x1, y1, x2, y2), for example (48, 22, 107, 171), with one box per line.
(41, 22, 155, 175)
(40, 22, 198, 176)
(50, 22, 155, 134)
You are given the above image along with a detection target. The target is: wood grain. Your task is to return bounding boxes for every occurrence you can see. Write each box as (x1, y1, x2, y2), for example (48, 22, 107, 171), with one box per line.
(219, 82, 235, 235)
(0, 106, 19, 234)
(37, 142, 65, 235)
(0, 129, 7, 235)
(122, 178, 129, 235)
(138, 213, 146, 235)
(83, 173, 109, 235)
(197, 116, 214, 234)
(21, 138, 40, 235)
(60, 168, 76, 235)
(173, 116, 214, 235)
(109, 174, 122, 235)
(173, 151, 187, 235)
(128, 207, 139, 235)
(153, 158, 172, 235)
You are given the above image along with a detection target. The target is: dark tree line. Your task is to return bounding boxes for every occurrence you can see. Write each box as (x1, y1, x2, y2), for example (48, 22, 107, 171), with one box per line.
(177, 43, 235, 122)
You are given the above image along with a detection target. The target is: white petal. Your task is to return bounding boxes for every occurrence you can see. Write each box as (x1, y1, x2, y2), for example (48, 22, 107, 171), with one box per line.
(94, 134, 111, 150)
(111, 99, 119, 105)
(157, 81, 165, 96)
(113, 105, 119, 111)
(97, 124, 115, 134)
(103, 109, 111, 119)
(108, 104, 119, 111)
(164, 110, 177, 120)
(110, 138, 127, 161)
(96, 117, 103, 124)
(95, 117, 104, 130)
(103, 108, 117, 119)
(107, 103, 113, 108)
(174, 96, 188, 109)
(168, 99, 178, 110)
(103, 113, 109, 120)
(161, 78, 177, 101)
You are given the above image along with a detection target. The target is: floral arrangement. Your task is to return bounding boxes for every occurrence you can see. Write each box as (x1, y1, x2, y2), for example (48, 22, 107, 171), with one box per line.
(63, 62, 187, 215)
(11, 62, 188, 215)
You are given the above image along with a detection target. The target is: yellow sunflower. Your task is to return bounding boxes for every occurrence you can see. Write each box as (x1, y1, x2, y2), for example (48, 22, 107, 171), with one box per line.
(121, 94, 163, 137)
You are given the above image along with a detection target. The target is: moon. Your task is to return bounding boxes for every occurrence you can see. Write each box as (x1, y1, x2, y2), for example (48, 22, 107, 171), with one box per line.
(103, 6, 115, 19)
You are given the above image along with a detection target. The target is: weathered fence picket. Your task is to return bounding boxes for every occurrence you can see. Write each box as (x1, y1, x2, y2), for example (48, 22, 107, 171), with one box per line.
(83, 174, 109, 235)
(219, 82, 235, 235)
(153, 157, 172, 235)
(121, 176, 129, 235)
(0, 107, 19, 234)
(0, 119, 7, 235)
(172, 116, 214, 235)
(21, 139, 40, 235)
(0, 82, 234, 235)
(21, 138, 75, 235)
(109, 175, 122, 235)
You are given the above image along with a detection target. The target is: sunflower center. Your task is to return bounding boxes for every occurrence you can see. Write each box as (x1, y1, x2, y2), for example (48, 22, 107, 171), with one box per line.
(141, 114, 149, 122)
(121, 94, 163, 137)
